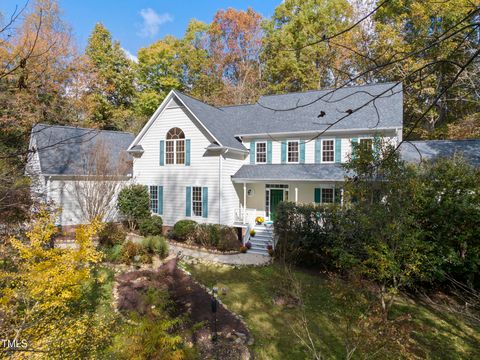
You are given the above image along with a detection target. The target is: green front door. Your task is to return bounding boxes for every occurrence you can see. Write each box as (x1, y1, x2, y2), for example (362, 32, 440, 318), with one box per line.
(270, 189, 284, 221)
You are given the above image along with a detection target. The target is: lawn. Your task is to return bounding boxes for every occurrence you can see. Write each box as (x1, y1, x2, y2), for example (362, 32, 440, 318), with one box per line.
(184, 262, 480, 360)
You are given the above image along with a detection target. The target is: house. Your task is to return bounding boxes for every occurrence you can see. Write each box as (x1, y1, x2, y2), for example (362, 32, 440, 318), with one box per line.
(27, 124, 134, 229)
(28, 82, 480, 253)
(128, 82, 404, 235)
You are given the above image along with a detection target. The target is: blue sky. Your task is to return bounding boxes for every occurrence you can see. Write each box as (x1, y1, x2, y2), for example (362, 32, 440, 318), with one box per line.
(1, 1, 280, 60)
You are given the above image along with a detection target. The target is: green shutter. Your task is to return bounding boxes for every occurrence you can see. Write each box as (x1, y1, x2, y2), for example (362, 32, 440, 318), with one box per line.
(157, 186, 164, 215)
(267, 141, 272, 164)
(185, 139, 191, 166)
(314, 188, 321, 203)
(335, 138, 342, 163)
(159, 140, 165, 166)
(185, 187, 191, 217)
(300, 140, 305, 164)
(351, 138, 358, 159)
(315, 139, 321, 163)
(250, 141, 256, 164)
(202, 187, 208, 218)
(281, 141, 287, 163)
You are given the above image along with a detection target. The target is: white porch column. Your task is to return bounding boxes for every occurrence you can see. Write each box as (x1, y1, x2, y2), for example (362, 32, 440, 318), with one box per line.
(243, 182, 247, 224)
(295, 187, 298, 204)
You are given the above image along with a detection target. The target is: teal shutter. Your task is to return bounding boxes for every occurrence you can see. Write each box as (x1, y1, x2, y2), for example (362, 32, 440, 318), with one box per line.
(202, 187, 208, 218)
(185, 187, 191, 217)
(335, 138, 342, 163)
(281, 141, 287, 163)
(158, 186, 163, 215)
(185, 139, 191, 166)
(159, 140, 165, 166)
(315, 139, 321, 163)
(250, 141, 256, 164)
(351, 138, 358, 159)
(267, 141, 272, 164)
(314, 188, 321, 203)
(300, 140, 305, 164)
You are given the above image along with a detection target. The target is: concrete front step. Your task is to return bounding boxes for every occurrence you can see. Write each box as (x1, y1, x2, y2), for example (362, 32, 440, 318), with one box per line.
(248, 248, 269, 256)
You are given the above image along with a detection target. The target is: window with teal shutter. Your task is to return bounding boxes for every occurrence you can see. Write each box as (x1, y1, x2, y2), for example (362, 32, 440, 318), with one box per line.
(159, 140, 165, 166)
(314, 139, 320, 163)
(185, 187, 191, 217)
(202, 187, 208, 218)
(158, 186, 163, 215)
(250, 141, 256, 164)
(351, 138, 358, 159)
(185, 139, 191, 166)
(267, 141, 272, 164)
(314, 188, 321, 203)
(281, 141, 287, 163)
(335, 138, 342, 163)
(299, 140, 305, 164)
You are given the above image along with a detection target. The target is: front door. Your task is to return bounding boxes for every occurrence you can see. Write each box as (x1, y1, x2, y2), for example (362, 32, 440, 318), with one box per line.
(270, 189, 284, 221)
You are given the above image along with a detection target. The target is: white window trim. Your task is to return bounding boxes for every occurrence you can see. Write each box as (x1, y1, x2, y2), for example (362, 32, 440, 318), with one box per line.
(255, 141, 267, 164)
(287, 140, 300, 164)
(359, 137, 374, 150)
(191, 186, 203, 218)
(321, 138, 335, 164)
(165, 139, 185, 166)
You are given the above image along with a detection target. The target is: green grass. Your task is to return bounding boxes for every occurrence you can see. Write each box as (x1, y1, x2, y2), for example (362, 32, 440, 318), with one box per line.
(185, 262, 480, 360)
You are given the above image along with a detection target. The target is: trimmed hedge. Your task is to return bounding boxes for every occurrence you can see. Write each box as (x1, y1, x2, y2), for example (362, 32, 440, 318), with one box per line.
(139, 215, 163, 236)
(274, 202, 344, 267)
(170, 220, 240, 252)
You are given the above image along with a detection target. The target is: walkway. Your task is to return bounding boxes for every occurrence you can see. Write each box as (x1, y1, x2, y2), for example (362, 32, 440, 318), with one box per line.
(168, 242, 271, 266)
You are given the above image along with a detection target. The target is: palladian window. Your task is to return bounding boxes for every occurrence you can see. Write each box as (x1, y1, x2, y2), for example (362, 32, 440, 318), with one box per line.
(166, 127, 185, 165)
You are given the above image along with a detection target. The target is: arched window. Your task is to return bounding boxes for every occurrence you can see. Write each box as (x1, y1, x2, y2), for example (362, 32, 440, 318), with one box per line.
(165, 127, 185, 164)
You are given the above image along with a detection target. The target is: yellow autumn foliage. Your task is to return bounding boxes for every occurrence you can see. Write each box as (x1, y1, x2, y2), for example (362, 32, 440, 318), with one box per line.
(0, 209, 116, 359)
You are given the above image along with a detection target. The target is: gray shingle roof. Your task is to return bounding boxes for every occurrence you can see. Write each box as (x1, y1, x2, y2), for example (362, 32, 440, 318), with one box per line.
(400, 140, 480, 167)
(220, 82, 403, 136)
(232, 164, 347, 182)
(32, 124, 135, 175)
(173, 91, 247, 151)
(173, 83, 402, 150)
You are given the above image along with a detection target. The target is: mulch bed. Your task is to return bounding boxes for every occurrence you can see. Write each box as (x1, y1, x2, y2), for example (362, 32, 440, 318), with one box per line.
(115, 257, 250, 359)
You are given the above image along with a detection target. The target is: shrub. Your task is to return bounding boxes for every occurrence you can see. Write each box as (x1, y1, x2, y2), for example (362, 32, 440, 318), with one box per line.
(208, 224, 221, 247)
(142, 236, 169, 259)
(195, 223, 221, 248)
(217, 226, 241, 251)
(138, 215, 163, 236)
(117, 185, 150, 230)
(121, 241, 143, 265)
(98, 222, 126, 247)
(172, 220, 198, 242)
(104, 243, 123, 263)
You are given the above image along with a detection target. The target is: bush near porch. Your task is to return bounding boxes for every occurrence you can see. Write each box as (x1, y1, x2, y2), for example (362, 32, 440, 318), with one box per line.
(170, 220, 241, 252)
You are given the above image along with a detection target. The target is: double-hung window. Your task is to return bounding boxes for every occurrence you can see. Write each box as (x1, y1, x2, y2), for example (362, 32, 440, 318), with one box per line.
(192, 186, 202, 217)
(287, 140, 299, 163)
(256, 142, 267, 164)
(359, 138, 373, 152)
(321, 139, 335, 163)
(149, 186, 158, 213)
(321, 188, 334, 203)
(165, 127, 185, 165)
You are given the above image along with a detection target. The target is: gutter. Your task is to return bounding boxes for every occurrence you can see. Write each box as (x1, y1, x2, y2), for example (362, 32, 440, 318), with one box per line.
(235, 127, 400, 139)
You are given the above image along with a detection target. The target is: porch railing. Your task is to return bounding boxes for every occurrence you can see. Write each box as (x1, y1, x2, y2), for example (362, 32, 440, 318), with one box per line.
(234, 207, 257, 225)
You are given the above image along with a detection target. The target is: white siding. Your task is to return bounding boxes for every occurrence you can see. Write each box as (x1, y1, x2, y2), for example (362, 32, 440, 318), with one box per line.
(133, 106, 225, 226)
(220, 153, 245, 225)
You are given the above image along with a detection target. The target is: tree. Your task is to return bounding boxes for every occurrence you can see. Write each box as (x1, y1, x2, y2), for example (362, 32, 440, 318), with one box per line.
(117, 184, 150, 230)
(262, 0, 357, 93)
(372, 0, 480, 136)
(72, 139, 131, 223)
(0, 210, 115, 358)
(83, 23, 136, 129)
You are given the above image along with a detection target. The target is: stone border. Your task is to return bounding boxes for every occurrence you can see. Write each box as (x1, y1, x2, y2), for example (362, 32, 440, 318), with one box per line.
(167, 239, 241, 255)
